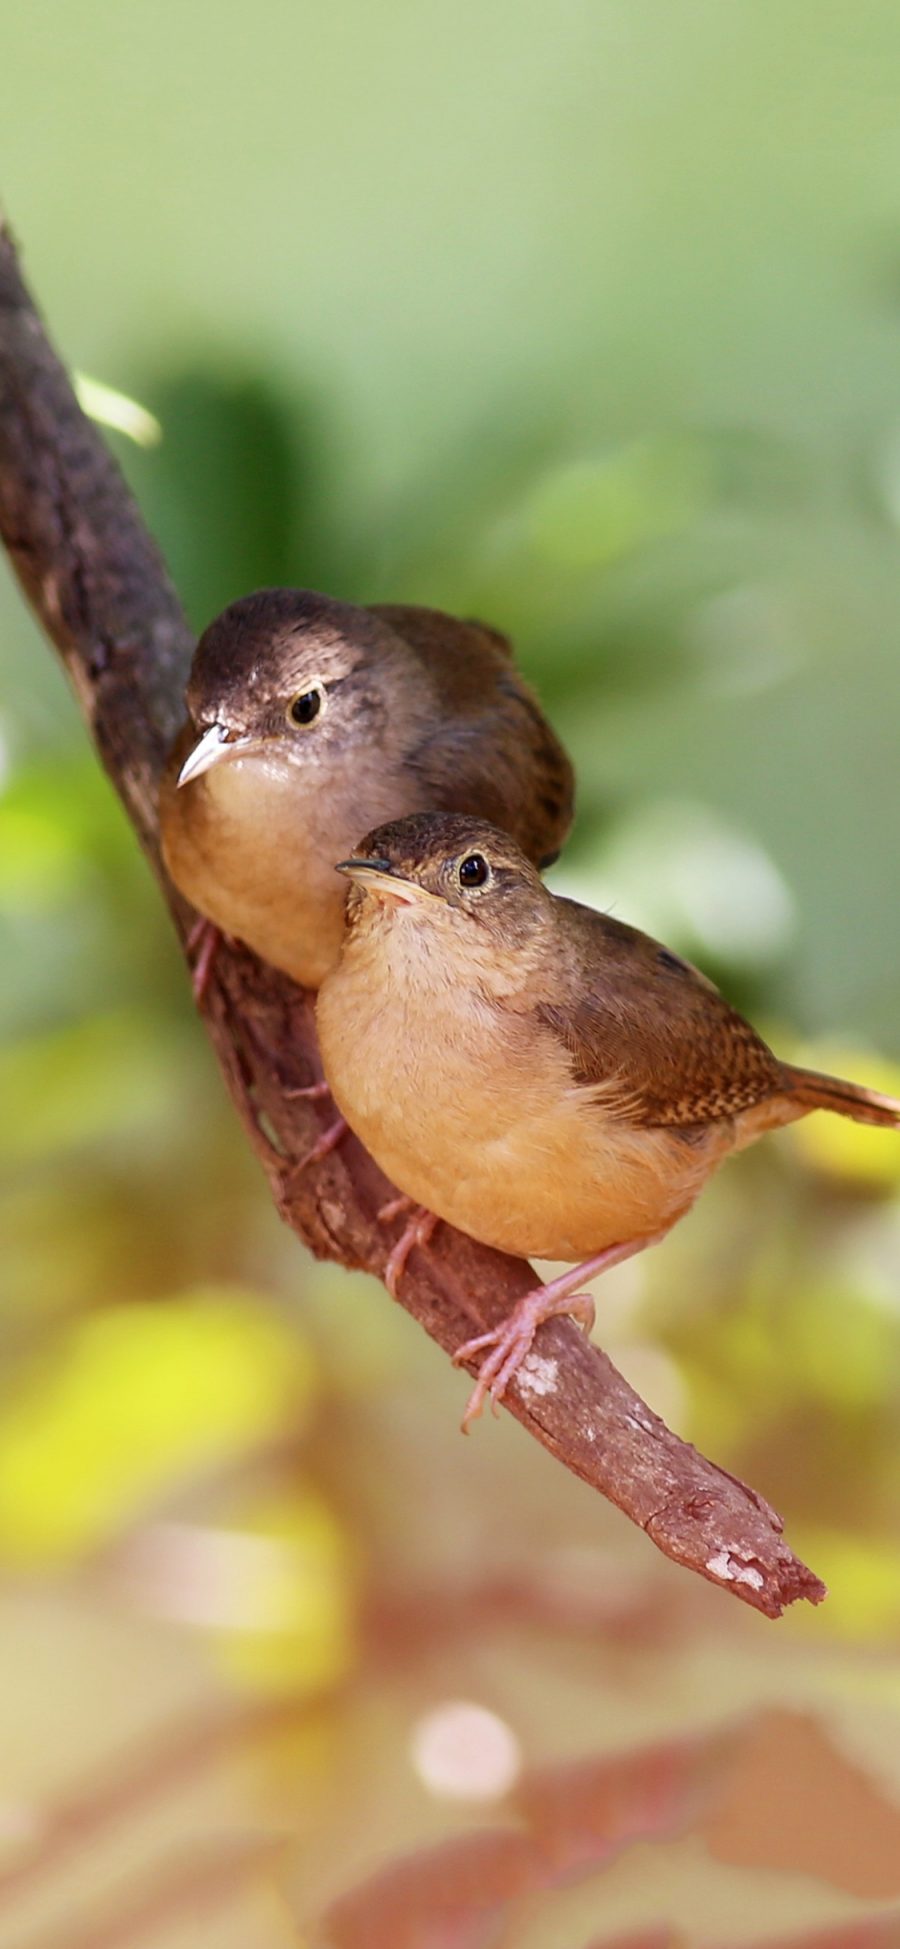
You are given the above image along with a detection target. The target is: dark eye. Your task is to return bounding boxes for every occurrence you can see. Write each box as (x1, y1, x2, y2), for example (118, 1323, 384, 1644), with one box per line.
(458, 852, 489, 888)
(287, 682, 326, 727)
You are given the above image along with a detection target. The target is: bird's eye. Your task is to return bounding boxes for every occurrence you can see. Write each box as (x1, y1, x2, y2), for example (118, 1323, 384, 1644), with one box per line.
(458, 852, 490, 889)
(287, 682, 326, 728)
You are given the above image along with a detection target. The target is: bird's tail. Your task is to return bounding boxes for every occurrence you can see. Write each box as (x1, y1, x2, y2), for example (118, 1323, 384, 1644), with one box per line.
(782, 1064, 900, 1129)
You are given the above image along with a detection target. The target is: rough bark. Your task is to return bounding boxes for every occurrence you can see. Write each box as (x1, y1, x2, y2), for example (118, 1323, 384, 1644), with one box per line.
(0, 217, 826, 1617)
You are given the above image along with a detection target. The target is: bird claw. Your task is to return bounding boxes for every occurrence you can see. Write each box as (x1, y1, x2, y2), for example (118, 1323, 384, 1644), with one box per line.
(186, 918, 222, 1002)
(455, 1287, 596, 1432)
(285, 1078, 332, 1102)
(377, 1194, 416, 1226)
(383, 1208, 438, 1298)
(284, 1078, 346, 1172)
(290, 1115, 349, 1174)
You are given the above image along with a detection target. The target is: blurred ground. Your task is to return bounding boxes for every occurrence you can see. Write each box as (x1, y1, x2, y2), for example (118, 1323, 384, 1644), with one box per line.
(2, 3, 900, 1944)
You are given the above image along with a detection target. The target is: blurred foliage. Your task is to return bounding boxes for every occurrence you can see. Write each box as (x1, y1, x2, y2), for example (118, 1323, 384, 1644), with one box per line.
(2, 1, 900, 1943)
(0, 1291, 316, 1565)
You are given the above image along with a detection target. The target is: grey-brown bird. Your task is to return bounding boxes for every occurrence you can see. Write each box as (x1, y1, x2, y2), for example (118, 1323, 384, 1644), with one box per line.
(160, 588, 574, 993)
(316, 812, 900, 1428)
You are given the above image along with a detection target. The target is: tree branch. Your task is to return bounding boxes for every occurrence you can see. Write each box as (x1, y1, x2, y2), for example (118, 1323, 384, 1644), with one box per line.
(0, 216, 826, 1618)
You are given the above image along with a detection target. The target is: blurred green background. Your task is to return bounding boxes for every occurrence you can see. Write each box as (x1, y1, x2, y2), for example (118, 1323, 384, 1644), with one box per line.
(2, 4, 900, 1944)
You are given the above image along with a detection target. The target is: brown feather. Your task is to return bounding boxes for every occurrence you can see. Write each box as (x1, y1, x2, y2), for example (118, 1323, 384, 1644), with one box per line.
(535, 901, 786, 1128)
(371, 604, 574, 868)
(781, 1064, 900, 1128)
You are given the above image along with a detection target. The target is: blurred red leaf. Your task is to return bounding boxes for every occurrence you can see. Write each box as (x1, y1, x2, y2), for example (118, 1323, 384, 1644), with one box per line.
(321, 1827, 539, 1949)
(516, 1728, 723, 1872)
(704, 1710, 900, 1901)
(321, 1728, 723, 1947)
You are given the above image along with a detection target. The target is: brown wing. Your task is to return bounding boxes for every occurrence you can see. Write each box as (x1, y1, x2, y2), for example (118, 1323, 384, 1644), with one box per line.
(536, 901, 786, 1128)
(368, 604, 574, 869)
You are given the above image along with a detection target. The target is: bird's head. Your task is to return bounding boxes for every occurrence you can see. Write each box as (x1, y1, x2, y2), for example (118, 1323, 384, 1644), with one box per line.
(335, 812, 552, 979)
(176, 588, 412, 789)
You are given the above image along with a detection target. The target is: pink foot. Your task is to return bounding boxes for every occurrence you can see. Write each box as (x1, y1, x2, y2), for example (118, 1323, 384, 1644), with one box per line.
(453, 1233, 664, 1432)
(377, 1194, 416, 1225)
(455, 1287, 595, 1432)
(383, 1207, 439, 1298)
(282, 1078, 348, 1173)
(286, 1079, 332, 1103)
(292, 1115, 349, 1173)
(186, 917, 222, 1002)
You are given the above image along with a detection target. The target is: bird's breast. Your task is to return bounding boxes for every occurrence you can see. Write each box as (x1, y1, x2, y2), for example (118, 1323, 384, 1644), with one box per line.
(317, 929, 728, 1260)
(161, 756, 349, 987)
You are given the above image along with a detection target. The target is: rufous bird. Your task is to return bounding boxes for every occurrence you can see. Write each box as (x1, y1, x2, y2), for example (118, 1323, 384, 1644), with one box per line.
(160, 588, 573, 993)
(316, 812, 900, 1427)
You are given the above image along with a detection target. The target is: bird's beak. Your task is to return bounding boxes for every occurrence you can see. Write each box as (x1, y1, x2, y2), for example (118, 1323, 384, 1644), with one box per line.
(335, 858, 436, 906)
(176, 723, 255, 788)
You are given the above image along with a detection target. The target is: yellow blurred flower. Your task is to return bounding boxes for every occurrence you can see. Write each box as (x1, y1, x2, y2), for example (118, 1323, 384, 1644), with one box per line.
(0, 1288, 317, 1567)
(793, 1529, 900, 1640)
(212, 1487, 357, 1694)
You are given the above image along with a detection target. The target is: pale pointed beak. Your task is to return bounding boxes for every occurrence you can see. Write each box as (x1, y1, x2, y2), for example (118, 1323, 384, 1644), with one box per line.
(335, 858, 436, 906)
(176, 722, 254, 788)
